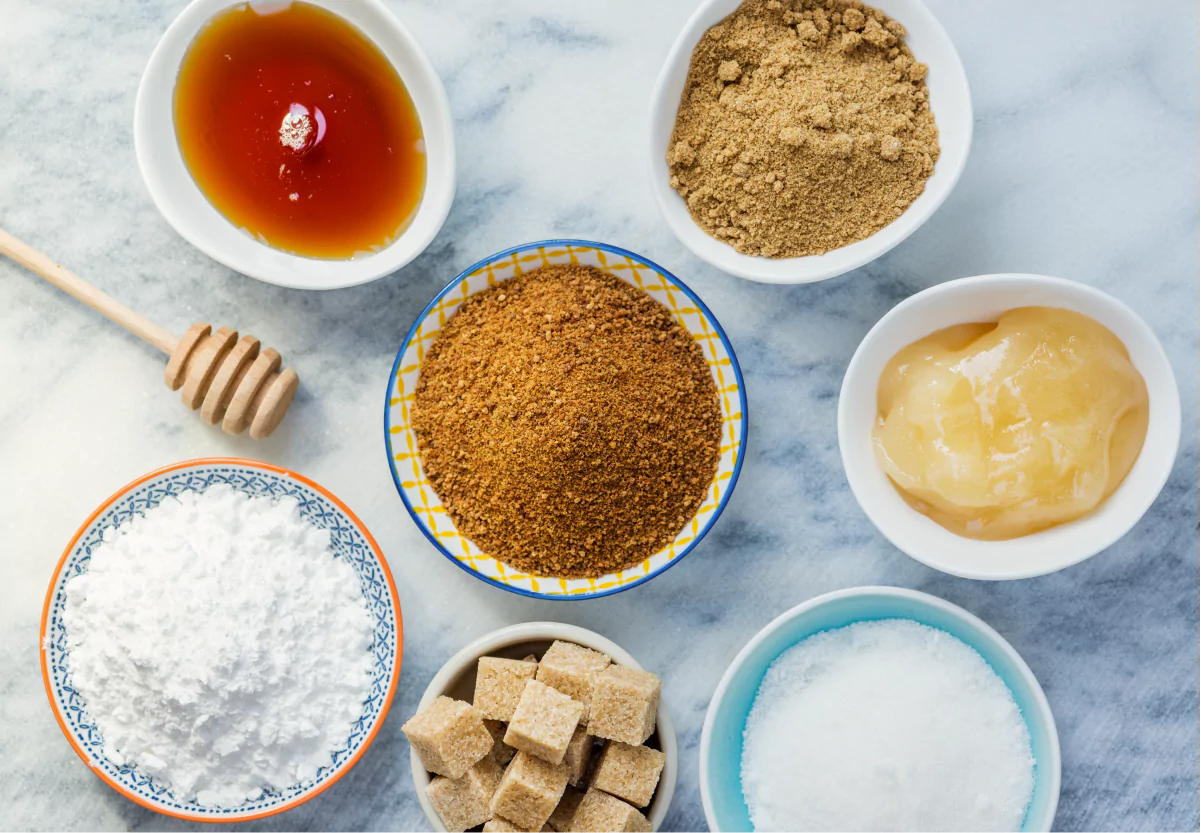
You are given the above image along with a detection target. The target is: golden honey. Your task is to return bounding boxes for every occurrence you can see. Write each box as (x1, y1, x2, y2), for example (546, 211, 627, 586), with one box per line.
(873, 307, 1149, 540)
(173, 1, 425, 259)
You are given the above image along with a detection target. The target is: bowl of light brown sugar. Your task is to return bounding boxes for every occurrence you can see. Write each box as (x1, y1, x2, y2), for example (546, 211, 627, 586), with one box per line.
(648, 0, 972, 284)
(384, 240, 747, 599)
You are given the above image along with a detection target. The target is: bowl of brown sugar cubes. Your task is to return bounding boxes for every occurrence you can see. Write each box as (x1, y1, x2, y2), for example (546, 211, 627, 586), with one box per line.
(403, 622, 677, 832)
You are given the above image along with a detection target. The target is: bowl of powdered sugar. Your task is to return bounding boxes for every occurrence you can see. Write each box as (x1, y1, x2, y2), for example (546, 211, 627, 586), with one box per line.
(40, 458, 402, 821)
(700, 586, 1060, 832)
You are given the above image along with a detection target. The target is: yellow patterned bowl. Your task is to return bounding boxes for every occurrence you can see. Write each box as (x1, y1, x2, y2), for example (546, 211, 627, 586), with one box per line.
(384, 240, 747, 599)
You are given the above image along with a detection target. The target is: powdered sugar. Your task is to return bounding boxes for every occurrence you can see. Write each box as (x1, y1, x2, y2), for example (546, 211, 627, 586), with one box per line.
(62, 485, 374, 808)
(742, 619, 1034, 832)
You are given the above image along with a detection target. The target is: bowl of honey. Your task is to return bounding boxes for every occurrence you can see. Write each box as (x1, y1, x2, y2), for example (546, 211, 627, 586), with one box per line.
(837, 274, 1181, 580)
(135, 0, 454, 289)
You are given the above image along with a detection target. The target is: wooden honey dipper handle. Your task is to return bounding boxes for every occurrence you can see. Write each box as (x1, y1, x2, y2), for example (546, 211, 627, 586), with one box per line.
(0, 227, 298, 439)
(0, 227, 178, 354)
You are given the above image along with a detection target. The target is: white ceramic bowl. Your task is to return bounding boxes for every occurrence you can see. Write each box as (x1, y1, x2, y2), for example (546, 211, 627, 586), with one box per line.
(838, 274, 1182, 580)
(410, 622, 678, 832)
(648, 0, 972, 284)
(700, 587, 1060, 832)
(134, 0, 455, 289)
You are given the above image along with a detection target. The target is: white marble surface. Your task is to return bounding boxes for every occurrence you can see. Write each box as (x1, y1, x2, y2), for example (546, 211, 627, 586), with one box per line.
(1, 0, 1197, 830)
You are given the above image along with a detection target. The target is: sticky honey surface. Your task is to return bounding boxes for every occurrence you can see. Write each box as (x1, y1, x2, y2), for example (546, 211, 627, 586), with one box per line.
(873, 307, 1149, 540)
(173, 1, 425, 259)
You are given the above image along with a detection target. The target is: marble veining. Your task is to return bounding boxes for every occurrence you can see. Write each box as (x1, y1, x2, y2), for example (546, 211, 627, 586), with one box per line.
(0, 0, 1196, 830)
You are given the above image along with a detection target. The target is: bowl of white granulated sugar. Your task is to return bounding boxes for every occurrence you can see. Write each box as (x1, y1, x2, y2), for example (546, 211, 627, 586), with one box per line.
(40, 458, 402, 822)
(700, 586, 1060, 832)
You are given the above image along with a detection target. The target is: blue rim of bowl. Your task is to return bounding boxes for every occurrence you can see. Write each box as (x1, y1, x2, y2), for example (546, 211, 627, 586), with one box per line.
(698, 586, 1061, 832)
(383, 238, 749, 600)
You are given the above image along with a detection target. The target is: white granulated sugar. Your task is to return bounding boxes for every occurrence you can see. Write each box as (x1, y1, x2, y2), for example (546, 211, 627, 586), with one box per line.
(62, 485, 374, 808)
(742, 619, 1034, 832)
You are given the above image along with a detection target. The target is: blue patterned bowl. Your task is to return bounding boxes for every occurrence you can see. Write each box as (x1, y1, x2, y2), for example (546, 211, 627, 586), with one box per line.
(384, 239, 747, 599)
(39, 458, 402, 822)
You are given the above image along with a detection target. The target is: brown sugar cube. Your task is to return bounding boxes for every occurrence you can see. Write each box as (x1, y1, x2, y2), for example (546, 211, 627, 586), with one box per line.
(483, 816, 552, 833)
(547, 786, 586, 832)
(404, 695, 494, 778)
(536, 641, 611, 724)
(523, 654, 539, 662)
(587, 667, 661, 745)
(476, 657, 540, 721)
(505, 680, 584, 765)
(491, 751, 570, 830)
(563, 726, 593, 788)
(486, 719, 518, 766)
(568, 788, 651, 832)
(426, 756, 504, 832)
(590, 742, 665, 808)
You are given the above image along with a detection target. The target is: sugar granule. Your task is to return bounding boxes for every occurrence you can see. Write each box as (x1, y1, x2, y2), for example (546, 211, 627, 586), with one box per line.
(61, 485, 375, 808)
(741, 619, 1034, 832)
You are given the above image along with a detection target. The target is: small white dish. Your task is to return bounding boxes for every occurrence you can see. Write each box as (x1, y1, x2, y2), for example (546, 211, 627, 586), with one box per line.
(647, 0, 972, 284)
(700, 587, 1060, 832)
(838, 274, 1182, 580)
(134, 0, 455, 290)
(410, 622, 678, 832)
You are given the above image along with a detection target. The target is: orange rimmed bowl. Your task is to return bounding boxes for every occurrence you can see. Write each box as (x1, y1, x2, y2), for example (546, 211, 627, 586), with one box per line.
(39, 458, 402, 822)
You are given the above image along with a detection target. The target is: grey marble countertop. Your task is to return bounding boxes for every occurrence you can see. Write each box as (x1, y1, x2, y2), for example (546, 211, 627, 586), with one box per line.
(1, 0, 1197, 830)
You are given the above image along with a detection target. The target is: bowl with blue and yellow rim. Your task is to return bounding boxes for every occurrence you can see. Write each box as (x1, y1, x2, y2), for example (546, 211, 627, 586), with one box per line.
(384, 239, 747, 599)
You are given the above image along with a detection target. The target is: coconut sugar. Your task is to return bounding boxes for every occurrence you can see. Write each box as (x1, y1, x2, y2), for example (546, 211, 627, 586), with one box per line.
(412, 263, 721, 578)
(742, 619, 1034, 831)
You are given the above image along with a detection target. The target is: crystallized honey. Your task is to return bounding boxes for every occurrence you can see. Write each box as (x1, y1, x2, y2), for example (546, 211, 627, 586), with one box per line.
(873, 307, 1149, 540)
(173, 1, 425, 259)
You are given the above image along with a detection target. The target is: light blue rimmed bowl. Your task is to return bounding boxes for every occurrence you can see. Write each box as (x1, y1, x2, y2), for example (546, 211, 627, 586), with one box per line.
(40, 458, 402, 822)
(700, 586, 1060, 832)
(384, 239, 747, 599)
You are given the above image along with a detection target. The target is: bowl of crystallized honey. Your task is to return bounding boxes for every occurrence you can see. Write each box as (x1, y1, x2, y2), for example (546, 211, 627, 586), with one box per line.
(837, 274, 1181, 580)
(135, 0, 454, 289)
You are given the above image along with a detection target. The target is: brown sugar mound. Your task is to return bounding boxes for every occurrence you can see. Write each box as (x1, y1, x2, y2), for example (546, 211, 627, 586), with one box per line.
(411, 264, 723, 578)
(667, 0, 940, 258)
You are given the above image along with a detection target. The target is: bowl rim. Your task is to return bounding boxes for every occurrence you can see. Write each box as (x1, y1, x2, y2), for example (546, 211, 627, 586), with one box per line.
(408, 621, 678, 832)
(382, 238, 749, 600)
(133, 0, 456, 290)
(698, 585, 1061, 832)
(38, 456, 404, 823)
(646, 0, 974, 284)
(836, 273, 1182, 580)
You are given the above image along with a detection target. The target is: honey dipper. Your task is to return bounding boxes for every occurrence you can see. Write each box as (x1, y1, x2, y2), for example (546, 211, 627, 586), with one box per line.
(1, 228, 298, 439)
